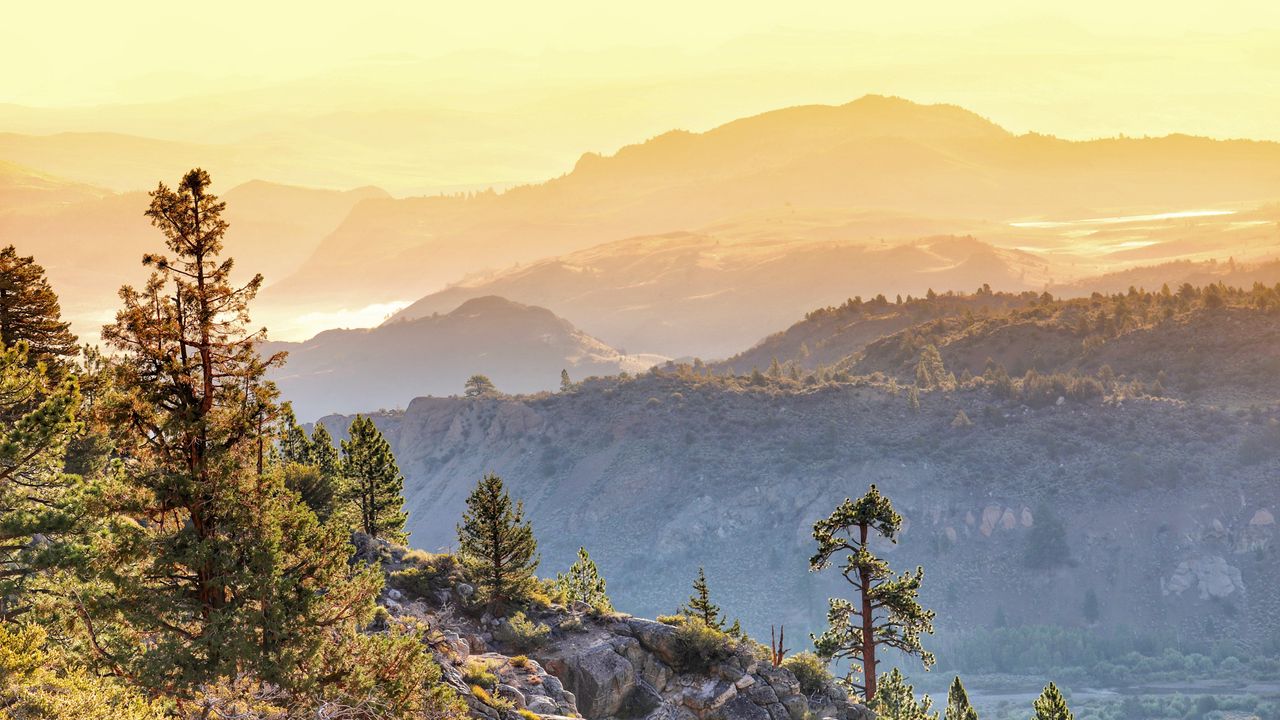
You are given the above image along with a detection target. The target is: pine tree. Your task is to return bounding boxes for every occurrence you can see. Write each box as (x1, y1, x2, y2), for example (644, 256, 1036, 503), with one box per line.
(872, 668, 935, 720)
(341, 415, 408, 541)
(0, 340, 86, 621)
(915, 345, 953, 390)
(1032, 683, 1073, 720)
(908, 385, 921, 411)
(945, 676, 979, 720)
(554, 546, 611, 611)
(560, 369, 573, 392)
(686, 567, 723, 629)
(457, 473, 539, 604)
(465, 374, 497, 397)
(278, 402, 313, 464)
(0, 246, 78, 368)
(810, 485, 935, 701)
(309, 422, 341, 477)
(90, 169, 389, 699)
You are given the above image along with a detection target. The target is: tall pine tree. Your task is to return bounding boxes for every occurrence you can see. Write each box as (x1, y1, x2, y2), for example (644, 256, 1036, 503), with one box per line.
(0, 245, 78, 368)
(90, 169, 389, 700)
(810, 484, 935, 701)
(457, 473, 539, 604)
(341, 415, 407, 541)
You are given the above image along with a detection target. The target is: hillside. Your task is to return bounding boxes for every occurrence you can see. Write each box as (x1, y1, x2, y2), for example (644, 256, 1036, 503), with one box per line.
(268, 296, 661, 420)
(320, 371, 1280, 667)
(384, 232, 1053, 359)
(274, 95, 1280, 309)
(847, 284, 1280, 407)
(0, 159, 109, 207)
(719, 289, 1043, 373)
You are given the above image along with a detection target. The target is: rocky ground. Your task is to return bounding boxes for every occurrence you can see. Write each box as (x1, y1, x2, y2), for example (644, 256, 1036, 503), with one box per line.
(360, 539, 871, 720)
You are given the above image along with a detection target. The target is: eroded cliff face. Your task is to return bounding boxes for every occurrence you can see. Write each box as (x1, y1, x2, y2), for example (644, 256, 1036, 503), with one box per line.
(324, 374, 1280, 649)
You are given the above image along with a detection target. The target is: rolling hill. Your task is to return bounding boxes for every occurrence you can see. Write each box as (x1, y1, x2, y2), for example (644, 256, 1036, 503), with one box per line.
(266, 296, 662, 420)
(383, 231, 1054, 359)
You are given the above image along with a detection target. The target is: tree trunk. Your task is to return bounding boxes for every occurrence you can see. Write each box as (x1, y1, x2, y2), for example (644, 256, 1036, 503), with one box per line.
(859, 521, 877, 701)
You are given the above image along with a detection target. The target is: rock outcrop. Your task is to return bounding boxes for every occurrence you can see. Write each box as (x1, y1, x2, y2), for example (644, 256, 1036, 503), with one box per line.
(364, 537, 871, 720)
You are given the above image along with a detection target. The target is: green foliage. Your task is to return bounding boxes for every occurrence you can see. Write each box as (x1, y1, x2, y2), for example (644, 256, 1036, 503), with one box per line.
(0, 245, 79, 368)
(560, 368, 573, 392)
(944, 676, 979, 720)
(672, 617, 735, 673)
(554, 546, 612, 611)
(872, 667, 936, 720)
(390, 551, 467, 599)
(1032, 683, 1073, 720)
(0, 622, 164, 720)
(686, 567, 722, 629)
(810, 485, 935, 700)
(465, 374, 497, 397)
(457, 473, 540, 605)
(782, 651, 835, 696)
(462, 658, 498, 689)
(342, 415, 408, 541)
(497, 611, 551, 652)
(0, 340, 86, 620)
(277, 402, 313, 465)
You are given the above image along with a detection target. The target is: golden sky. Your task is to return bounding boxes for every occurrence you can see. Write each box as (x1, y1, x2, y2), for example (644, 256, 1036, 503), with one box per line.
(4, 0, 1279, 189)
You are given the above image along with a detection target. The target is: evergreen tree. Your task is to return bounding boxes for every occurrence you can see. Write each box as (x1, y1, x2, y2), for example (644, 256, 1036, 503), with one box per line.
(686, 567, 723, 629)
(554, 546, 611, 611)
(1024, 504, 1070, 569)
(309, 421, 341, 478)
(810, 485, 935, 700)
(0, 341, 86, 621)
(1032, 683, 1073, 720)
(944, 676, 979, 720)
(872, 668, 936, 720)
(0, 246, 78, 368)
(915, 345, 953, 390)
(908, 385, 921, 410)
(91, 169, 389, 699)
(464, 374, 497, 397)
(457, 473, 539, 604)
(341, 415, 408, 541)
(278, 402, 313, 464)
(560, 368, 573, 392)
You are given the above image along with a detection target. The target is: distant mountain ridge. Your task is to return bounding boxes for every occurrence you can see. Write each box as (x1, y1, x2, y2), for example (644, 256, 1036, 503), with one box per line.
(383, 231, 1053, 359)
(266, 295, 661, 420)
(273, 95, 1280, 309)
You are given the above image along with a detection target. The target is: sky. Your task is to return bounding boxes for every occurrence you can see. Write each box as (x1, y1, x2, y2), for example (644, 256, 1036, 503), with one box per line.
(3, 0, 1279, 190)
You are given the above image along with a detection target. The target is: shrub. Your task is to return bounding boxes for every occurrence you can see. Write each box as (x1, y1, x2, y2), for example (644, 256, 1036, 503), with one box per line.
(510, 655, 531, 669)
(498, 612, 551, 652)
(783, 651, 835, 696)
(673, 618, 735, 673)
(462, 660, 497, 690)
(471, 684, 513, 711)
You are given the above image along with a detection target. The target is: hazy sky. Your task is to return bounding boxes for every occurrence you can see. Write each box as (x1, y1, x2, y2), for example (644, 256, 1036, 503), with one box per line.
(4, 1, 1279, 189)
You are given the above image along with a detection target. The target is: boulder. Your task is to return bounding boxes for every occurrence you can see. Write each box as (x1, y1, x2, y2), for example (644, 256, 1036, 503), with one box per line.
(545, 644, 637, 718)
(683, 679, 736, 714)
(709, 695, 771, 720)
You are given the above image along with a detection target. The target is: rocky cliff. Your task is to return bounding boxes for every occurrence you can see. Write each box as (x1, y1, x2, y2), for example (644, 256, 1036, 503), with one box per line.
(362, 539, 871, 720)
(320, 371, 1280, 658)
